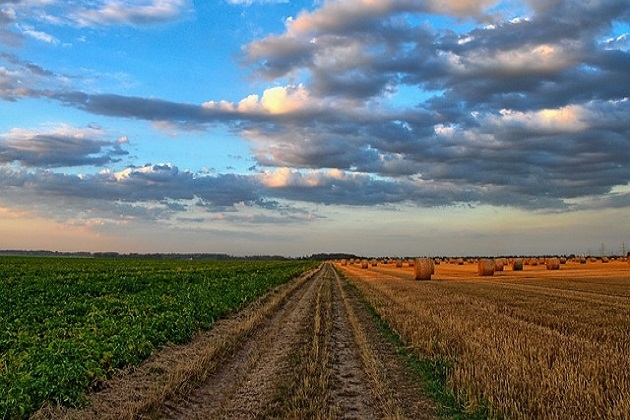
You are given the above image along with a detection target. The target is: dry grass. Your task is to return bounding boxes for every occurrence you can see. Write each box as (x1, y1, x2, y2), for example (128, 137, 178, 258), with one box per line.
(338, 260, 630, 419)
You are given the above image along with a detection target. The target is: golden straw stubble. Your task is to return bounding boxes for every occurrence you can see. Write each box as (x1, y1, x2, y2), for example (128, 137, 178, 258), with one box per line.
(343, 266, 630, 420)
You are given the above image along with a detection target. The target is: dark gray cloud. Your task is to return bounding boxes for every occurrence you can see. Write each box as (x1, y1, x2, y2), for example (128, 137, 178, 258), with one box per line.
(242, 0, 630, 110)
(93, 164, 262, 209)
(0, 127, 128, 168)
(0, 53, 54, 77)
(1, 0, 629, 217)
(235, 0, 630, 209)
(0, 164, 261, 212)
(0, 162, 480, 221)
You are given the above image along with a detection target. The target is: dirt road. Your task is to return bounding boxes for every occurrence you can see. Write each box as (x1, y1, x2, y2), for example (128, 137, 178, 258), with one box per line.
(40, 263, 435, 419)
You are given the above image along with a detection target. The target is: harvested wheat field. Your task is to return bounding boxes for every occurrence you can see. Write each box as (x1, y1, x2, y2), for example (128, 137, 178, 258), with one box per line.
(34, 263, 436, 420)
(337, 259, 630, 420)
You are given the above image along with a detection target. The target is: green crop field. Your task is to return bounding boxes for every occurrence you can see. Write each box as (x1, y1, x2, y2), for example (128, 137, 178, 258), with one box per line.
(0, 256, 317, 419)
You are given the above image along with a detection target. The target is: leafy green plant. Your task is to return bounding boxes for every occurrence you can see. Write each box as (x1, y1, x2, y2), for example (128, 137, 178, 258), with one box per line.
(0, 257, 317, 419)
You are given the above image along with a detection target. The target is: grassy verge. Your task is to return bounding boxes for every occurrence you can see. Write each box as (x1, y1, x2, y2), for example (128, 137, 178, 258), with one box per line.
(332, 265, 405, 419)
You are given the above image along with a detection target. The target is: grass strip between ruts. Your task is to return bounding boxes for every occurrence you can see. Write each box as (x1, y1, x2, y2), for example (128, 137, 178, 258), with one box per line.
(341, 277, 493, 420)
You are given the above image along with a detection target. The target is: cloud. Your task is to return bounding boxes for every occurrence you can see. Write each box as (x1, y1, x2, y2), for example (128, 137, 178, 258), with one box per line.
(1, 0, 629, 218)
(0, 124, 129, 168)
(0, 163, 263, 219)
(0, 1, 17, 25)
(18, 23, 59, 43)
(0, 162, 460, 227)
(444, 43, 580, 78)
(10, 86, 626, 214)
(488, 105, 589, 133)
(243, 0, 630, 105)
(603, 33, 630, 50)
(0, 66, 29, 100)
(71, 0, 191, 27)
(256, 166, 519, 208)
(203, 84, 317, 115)
(0, 52, 66, 100)
(426, 0, 500, 17)
(227, 0, 288, 5)
(0, 52, 54, 77)
(0, 0, 191, 38)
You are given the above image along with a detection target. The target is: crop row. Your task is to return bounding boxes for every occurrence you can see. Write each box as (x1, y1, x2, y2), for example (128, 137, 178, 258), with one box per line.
(0, 257, 317, 419)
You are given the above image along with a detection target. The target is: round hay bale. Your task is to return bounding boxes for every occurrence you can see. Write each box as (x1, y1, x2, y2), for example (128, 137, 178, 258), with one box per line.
(494, 259, 504, 272)
(580, 257, 587, 264)
(361, 260, 368, 269)
(341, 259, 347, 266)
(560, 257, 567, 264)
(546, 257, 560, 270)
(457, 258, 464, 265)
(530, 258, 538, 266)
(478, 259, 495, 276)
(396, 260, 403, 268)
(408, 259, 415, 267)
(371, 259, 378, 267)
(602, 256, 609, 263)
(414, 258, 433, 280)
(512, 258, 524, 271)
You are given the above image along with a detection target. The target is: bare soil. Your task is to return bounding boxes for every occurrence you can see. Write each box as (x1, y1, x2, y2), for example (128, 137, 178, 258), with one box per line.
(36, 263, 436, 420)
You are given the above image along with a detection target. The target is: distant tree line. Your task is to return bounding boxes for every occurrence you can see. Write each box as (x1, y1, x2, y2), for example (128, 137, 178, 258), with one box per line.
(0, 250, 291, 260)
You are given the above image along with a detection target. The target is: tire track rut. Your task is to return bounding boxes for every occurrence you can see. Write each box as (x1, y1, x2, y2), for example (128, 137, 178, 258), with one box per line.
(40, 263, 436, 419)
(160, 261, 324, 419)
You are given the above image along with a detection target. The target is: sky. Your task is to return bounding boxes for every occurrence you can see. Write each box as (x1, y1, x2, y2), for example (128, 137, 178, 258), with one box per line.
(0, 0, 629, 257)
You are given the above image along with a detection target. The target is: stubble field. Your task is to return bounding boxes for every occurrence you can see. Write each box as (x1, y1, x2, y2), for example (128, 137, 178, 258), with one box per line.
(337, 258, 630, 419)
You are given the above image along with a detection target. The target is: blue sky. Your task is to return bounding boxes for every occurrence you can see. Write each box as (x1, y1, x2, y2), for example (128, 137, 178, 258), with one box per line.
(1, 0, 629, 257)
